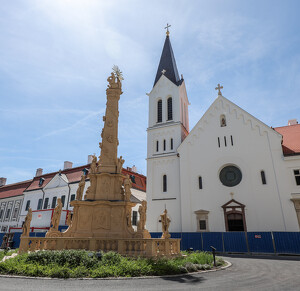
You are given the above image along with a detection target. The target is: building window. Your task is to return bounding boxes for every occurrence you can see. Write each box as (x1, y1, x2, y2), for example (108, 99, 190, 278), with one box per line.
(132, 211, 137, 226)
(37, 199, 43, 210)
(130, 175, 136, 183)
(199, 220, 206, 230)
(12, 207, 18, 219)
(231, 135, 234, 146)
(5, 209, 11, 220)
(61, 195, 66, 207)
(218, 137, 220, 148)
(0, 209, 3, 220)
(39, 177, 45, 186)
(156, 140, 159, 152)
(70, 194, 75, 202)
(170, 138, 173, 150)
(294, 170, 300, 186)
(195, 210, 209, 232)
(224, 136, 227, 147)
(167, 97, 173, 120)
(163, 139, 166, 151)
(220, 165, 242, 187)
(43, 198, 49, 209)
(220, 114, 226, 127)
(198, 176, 203, 189)
(261, 171, 267, 185)
(51, 196, 57, 208)
(25, 200, 30, 211)
(163, 175, 167, 192)
(157, 100, 162, 123)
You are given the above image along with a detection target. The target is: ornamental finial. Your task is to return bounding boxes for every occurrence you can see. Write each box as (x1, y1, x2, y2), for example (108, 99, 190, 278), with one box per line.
(165, 23, 171, 36)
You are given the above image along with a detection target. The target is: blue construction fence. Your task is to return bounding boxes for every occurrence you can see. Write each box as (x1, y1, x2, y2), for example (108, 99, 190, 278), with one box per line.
(1, 230, 299, 255)
(150, 232, 300, 255)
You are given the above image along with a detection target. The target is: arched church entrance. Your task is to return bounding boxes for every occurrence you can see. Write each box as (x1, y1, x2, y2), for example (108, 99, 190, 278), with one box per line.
(222, 199, 247, 232)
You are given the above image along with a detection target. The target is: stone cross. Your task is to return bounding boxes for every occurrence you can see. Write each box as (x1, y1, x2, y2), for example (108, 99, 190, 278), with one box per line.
(165, 23, 171, 36)
(215, 83, 223, 96)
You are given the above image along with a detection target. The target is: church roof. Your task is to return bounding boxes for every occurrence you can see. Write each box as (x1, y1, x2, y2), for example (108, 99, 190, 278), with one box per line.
(153, 35, 182, 87)
(274, 124, 300, 156)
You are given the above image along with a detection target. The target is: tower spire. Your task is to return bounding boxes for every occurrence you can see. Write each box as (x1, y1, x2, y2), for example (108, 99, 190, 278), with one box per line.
(153, 28, 182, 87)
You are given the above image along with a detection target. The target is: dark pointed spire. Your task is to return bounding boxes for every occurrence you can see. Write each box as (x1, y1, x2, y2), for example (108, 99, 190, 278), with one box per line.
(153, 34, 182, 87)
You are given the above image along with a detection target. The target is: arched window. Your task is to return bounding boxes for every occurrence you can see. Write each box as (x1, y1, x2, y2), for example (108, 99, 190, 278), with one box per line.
(163, 175, 167, 192)
(220, 114, 226, 127)
(170, 138, 173, 150)
(156, 140, 159, 152)
(167, 97, 173, 120)
(261, 171, 266, 185)
(157, 100, 162, 123)
(163, 139, 166, 151)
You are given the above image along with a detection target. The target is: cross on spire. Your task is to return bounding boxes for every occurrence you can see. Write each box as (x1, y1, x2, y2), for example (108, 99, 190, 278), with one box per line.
(165, 23, 171, 36)
(215, 83, 223, 96)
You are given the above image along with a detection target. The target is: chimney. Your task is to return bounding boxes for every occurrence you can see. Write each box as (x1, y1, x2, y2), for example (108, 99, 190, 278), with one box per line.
(63, 161, 73, 170)
(35, 168, 43, 177)
(132, 165, 137, 173)
(87, 155, 93, 164)
(288, 119, 298, 126)
(0, 177, 7, 187)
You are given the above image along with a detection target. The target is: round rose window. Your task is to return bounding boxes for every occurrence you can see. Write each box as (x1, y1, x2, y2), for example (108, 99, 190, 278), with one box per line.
(219, 165, 242, 187)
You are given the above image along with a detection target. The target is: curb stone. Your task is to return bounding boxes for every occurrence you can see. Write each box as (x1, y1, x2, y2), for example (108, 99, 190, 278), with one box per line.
(0, 260, 232, 280)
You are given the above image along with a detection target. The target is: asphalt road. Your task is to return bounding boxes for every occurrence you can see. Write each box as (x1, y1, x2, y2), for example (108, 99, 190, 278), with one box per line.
(0, 255, 299, 291)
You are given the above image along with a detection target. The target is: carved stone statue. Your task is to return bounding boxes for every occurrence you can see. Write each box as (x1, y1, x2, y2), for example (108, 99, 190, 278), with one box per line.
(123, 175, 132, 201)
(126, 207, 132, 228)
(116, 156, 125, 173)
(90, 155, 97, 174)
(160, 209, 171, 239)
(66, 212, 72, 226)
(138, 200, 147, 231)
(51, 198, 62, 231)
(22, 208, 32, 237)
(76, 174, 86, 200)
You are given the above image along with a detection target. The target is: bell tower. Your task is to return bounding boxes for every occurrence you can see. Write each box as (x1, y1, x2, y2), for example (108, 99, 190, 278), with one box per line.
(146, 27, 190, 232)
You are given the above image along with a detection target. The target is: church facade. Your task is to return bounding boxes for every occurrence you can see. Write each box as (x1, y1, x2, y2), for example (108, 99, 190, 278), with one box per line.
(146, 32, 300, 233)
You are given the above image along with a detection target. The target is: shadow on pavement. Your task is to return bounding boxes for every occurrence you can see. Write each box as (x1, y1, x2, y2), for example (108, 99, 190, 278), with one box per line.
(161, 274, 206, 284)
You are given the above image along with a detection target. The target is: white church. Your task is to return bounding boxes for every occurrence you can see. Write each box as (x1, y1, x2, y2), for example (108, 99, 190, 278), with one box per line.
(146, 30, 300, 233)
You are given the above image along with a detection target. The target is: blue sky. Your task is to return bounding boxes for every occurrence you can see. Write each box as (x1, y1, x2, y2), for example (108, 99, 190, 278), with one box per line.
(1, 0, 299, 184)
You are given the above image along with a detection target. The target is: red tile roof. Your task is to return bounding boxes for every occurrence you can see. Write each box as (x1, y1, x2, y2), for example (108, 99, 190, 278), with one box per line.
(24, 164, 146, 192)
(0, 180, 32, 199)
(274, 124, 300, 156)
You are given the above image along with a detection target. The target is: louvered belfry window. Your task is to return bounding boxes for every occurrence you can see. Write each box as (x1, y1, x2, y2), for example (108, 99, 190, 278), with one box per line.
(167, 97, 173, 120)
(157, 100, 162, 123)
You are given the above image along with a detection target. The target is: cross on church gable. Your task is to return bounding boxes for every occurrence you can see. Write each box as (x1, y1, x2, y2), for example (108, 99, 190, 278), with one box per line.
(215, 83, 223, 96)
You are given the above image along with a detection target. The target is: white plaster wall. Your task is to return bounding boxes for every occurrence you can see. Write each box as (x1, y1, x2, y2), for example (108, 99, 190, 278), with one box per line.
(178, 96, 299, 232)
(146, 156, 181, 232)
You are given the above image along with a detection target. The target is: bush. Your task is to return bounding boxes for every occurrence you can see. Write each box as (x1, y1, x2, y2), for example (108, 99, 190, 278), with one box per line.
(0, 250, 223, 278)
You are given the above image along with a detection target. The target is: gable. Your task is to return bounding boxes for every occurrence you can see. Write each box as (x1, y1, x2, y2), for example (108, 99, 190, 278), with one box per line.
(178, 95, 282, 150)
(44, 174, 69, 190)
